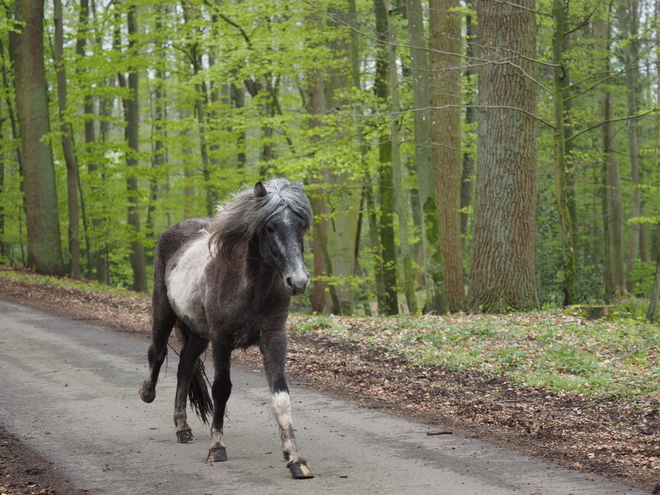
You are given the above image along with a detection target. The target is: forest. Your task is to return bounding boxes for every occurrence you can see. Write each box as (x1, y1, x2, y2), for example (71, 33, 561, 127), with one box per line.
(1, 0, 659, 317)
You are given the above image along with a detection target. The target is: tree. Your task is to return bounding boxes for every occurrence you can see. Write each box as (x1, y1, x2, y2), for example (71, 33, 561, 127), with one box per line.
(388, 6, 417, 314)
(620, 0, 642, 289)
(373, 0, 398, 315)
(8, 0, 65, 276)
(405, 0, 445, 313)
(595, 17, 625, 298)
(466, 0, 539, 312)
(117, 1, 148, 292)
(429, 0, 464, 312)
(54, 0, 82, 280)
(550, 0, 577, 305)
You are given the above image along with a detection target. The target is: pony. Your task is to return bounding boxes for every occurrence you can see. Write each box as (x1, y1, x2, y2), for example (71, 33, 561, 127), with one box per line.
(139, 178, 314, 479)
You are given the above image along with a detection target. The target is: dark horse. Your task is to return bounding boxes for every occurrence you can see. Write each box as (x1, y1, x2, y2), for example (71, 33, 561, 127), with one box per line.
(139, 179, 314, 479)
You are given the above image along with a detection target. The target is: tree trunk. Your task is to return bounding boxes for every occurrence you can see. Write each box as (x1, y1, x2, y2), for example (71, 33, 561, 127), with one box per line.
(373, 0, 398, 315)
(551, 0, 576, 306)
(621, 0, 641, 290)
(54, 0, 81, 280)
(461, 6, 477, 240)
(119, 4, 148, 292)
(595, 18, 625, 298)
(8, 0, 65, 276)
(321, 7, 360, 315)
(466, 0, 539, 312)
(306, 46, 332, 314)
(647, 236, 660, 322)
(405, 0, 445, 313)
(429, 0, 464, 312)
(78, 0, 108, 282)
(388, 7, 417, 314)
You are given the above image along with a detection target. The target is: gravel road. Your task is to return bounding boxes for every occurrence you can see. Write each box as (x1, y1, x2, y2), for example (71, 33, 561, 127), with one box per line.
(0, 300, 647, 494)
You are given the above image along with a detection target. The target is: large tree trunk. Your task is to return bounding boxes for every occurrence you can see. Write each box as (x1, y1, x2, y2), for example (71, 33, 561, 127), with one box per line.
(429, 0, 464, 312)
(54, 0, 81, 280)
(466, 0, 539, 312)
(8, 0, 65, 276)
(405, 0, 445, 313)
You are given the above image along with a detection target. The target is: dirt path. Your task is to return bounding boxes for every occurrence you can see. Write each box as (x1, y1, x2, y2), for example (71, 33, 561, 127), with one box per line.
(0, 299, 648, 495)
(0, 272, 658, 493)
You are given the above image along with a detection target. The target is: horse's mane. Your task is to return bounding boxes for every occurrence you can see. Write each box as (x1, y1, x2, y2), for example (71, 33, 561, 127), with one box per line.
(208, 178, 312, 267)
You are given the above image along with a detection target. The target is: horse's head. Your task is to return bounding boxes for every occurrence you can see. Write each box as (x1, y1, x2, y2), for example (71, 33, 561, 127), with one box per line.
(255, 181, 311, 296)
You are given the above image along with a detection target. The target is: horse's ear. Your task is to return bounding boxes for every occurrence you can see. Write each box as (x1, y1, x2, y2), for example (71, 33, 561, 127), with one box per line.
(254, 181, 267, 197)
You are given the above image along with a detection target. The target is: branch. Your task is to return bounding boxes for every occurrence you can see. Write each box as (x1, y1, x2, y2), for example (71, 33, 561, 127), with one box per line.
(203, 0, 252, 47)
(565, 0, 604, 36)
(565, 39, 660, 102)
(566, 109, 657, 143)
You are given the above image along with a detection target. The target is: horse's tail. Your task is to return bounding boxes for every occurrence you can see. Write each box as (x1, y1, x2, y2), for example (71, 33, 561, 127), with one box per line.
(175, 324, 214, 425)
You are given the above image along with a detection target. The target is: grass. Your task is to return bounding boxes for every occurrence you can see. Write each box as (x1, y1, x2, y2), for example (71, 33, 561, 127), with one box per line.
(289, 310, 660, 402)
(2, 267, 658, 402)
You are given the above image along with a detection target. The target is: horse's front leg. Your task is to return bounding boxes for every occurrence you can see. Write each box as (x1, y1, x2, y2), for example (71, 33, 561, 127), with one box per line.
(260, 334, 313, 479)
(139, 292, 177, 403)
(207, 344, 232, 464)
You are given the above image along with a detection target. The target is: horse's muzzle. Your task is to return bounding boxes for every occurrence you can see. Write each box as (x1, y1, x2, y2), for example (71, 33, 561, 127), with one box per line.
(284, 272, 310, 296)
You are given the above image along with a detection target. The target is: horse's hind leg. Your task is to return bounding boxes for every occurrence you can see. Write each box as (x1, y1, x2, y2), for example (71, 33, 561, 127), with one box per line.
(139, 292, 177, 403)
(173, 328, 210, 444)
(260, 333, 313, 479)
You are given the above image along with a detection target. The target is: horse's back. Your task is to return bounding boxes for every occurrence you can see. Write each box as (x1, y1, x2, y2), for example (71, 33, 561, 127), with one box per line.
(154, 218, 210, 270)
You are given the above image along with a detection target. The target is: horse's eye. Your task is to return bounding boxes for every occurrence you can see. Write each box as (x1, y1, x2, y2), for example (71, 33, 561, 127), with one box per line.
(265, 225, 275, 234)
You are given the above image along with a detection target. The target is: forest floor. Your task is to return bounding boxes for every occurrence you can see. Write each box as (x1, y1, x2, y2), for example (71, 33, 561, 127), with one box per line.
(0, 270, 658, 494)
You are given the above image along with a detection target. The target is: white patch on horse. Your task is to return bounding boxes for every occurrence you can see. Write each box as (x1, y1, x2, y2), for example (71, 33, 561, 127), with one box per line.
(166, 232, 212, 338)
(271, 390, 292, 428)
(209, 428, 226, 449)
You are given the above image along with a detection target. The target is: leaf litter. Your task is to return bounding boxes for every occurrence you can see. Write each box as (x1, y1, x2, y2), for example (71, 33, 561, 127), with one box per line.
(0, 271, 658, 492)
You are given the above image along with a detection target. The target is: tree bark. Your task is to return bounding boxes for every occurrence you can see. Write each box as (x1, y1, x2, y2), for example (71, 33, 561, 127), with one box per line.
(429, 0, 464, 312)
(647, 235, 660, 322)
(595, 18, 625, 298)
(373, 0, 398, 315)
(8, 0, 65, 276)
(54, 0, 82, 280)
(388, 6, 417, 314)
(621, 0, 642, 290)
(466, 0, 539, 312)
(322, 7, 360, 315)
(405, 0, 445, 313)
(119, 3, 148, 292)
(551, 0, 576, 306)
(461, 6, 476, 240)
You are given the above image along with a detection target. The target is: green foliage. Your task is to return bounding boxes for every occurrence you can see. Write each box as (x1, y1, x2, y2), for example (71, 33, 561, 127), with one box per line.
(0, 0, 658, 313)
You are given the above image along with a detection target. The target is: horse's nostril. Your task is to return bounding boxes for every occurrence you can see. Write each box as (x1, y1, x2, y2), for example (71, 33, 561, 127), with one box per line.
(285, 277, 293, 289)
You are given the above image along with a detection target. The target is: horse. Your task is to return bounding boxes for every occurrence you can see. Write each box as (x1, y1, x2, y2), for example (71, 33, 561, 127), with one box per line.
(139, 178, 314, 479)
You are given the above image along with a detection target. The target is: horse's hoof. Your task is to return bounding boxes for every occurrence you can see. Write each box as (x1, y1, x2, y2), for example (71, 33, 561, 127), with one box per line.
(288, 462, 314, 479)
(207, 447, 228, 464)
(176, 430, 196, 444)
(139, 384, 155, 403)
